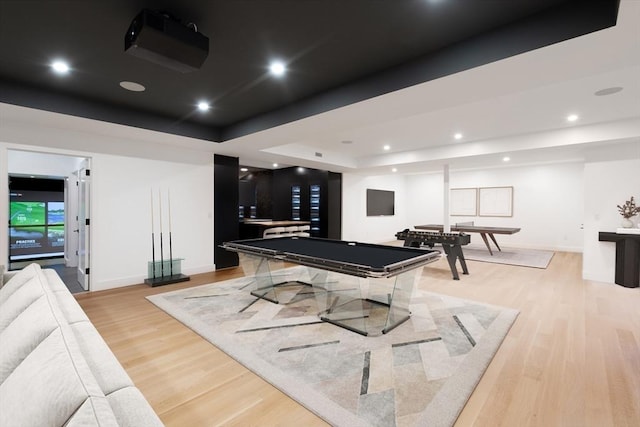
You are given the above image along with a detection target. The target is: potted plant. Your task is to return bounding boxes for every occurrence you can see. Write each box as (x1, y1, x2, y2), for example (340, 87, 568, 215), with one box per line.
(617, 196, 640, 228)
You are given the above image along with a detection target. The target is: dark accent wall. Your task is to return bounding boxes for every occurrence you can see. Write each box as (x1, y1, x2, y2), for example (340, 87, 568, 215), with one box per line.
(252, 170, 274, 219)
(9, 176, 64, 193)
(238, 169, 273, 220)
(327, 172, 342, 240)
(271, 167, 341, 239)
(214, 155, 239, 268)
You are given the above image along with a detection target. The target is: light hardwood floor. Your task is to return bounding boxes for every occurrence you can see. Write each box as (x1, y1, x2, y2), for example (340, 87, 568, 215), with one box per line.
(76, 251, 640, 426)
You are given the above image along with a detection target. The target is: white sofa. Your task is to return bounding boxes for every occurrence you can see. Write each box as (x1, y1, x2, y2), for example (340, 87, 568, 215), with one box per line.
(0, 263, 164, 426)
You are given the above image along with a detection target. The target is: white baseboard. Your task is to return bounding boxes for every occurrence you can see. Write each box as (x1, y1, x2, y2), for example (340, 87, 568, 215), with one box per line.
(184, 265, 217, 275)
(92, 263, 216, 292)
(582, 269, 616, 284)
(462, 242, 583, 253)
(504, 243, 583, 253)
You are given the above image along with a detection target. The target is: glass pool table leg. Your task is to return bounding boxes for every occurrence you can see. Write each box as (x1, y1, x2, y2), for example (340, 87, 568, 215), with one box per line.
(315, 267, 422, 336)
(239, 253, 308, 304)
(383, 266, 422, 334)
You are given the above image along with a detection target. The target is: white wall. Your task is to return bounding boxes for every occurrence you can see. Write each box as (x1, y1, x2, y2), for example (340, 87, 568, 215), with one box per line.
(342, 173, 408, 243)
(583, 157, 640, 283)
(346, 162, 585, 251)
(406, 173, 444, 225)
(7, 150, 85, 177)
(1, 131, 216, 292)
(447, 163, 584, 251)
(2, 105, 637, 289)
(90, 154, 214, 290)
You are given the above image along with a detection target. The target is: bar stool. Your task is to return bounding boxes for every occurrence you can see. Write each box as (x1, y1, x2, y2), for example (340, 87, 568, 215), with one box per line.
(263, 227, 285, 238)
(280, 225, 299, 237)
(295, 225, 311, 237)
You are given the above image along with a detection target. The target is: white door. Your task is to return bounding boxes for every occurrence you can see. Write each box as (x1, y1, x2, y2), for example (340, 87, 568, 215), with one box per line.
(77, 162, 91, 291)
(64, 172, 79, 268)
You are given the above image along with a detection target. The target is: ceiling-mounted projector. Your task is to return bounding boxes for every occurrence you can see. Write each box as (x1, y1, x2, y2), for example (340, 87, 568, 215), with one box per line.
(124, 9, 209, 73)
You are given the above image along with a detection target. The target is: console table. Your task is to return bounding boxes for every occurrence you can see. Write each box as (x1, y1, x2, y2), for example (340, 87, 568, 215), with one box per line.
(598, 231, 640, 288)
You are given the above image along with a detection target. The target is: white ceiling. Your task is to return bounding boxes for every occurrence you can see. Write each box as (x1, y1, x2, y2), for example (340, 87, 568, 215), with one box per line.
(2, 1, 639, 174)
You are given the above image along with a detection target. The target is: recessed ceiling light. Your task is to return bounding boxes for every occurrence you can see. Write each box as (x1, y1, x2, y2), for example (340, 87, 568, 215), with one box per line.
(503, 156, 511, 162)
(392, 168, 398, 173)
(269, 60, 286, 77)
(567, 114, 579, 122)
(197, 101, 211, 112)
(119, 81, 145, 92)
(383, 145, 391, 151)
(240, 167, 248, 172)
(273, 163, 279, 168)
(51, 60, 70, 74)
(594, 87, 623, 96)
(454, 133, 463, 140)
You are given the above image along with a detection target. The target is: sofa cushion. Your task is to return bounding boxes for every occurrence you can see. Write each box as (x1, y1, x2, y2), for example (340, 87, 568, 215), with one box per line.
(0, 329, 119, 426)
(71, 321, 134, 394)
(0, 266, 120, 426)
(42, 269, 90, 325)
(0, 295, 57, 383)
(1, 264, 163, 426)
(0, 263, 40, 305)
(42, 268, 71, 292)
(107, 386, 164, 427)
(0, 274, 47, 333)
(66, 397, 120, 427)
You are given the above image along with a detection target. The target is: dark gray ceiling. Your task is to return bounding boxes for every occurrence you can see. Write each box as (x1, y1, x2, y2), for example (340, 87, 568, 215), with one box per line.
(0, 0, 620, 142)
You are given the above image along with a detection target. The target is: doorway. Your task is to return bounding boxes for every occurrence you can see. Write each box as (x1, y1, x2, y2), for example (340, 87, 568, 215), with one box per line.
(7, 150, 91, 293)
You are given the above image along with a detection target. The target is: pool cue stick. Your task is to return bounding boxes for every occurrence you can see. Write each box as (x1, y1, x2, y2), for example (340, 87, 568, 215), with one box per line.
(159, 188, 164, 278)
(151, 188, 156, 279)
(168, 188, 173, 276)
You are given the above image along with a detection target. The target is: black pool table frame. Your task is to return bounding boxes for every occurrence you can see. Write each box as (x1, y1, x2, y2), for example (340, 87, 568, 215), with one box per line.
(223, 237, 439, 278)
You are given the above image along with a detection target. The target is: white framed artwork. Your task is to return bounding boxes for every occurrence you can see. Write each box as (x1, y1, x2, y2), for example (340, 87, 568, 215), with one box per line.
(479, 186, 513, 217)
(450, 188, 477, 216)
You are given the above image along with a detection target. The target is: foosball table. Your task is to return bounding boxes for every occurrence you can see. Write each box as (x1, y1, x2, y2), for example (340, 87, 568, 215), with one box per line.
(395, 229, 470, 280)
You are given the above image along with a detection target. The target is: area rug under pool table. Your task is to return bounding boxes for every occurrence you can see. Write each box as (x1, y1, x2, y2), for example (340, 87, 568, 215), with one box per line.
(147, 267, 518, 427)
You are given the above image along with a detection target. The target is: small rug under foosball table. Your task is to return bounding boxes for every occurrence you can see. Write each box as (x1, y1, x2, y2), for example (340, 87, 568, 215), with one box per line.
(462, 245, 554, 269)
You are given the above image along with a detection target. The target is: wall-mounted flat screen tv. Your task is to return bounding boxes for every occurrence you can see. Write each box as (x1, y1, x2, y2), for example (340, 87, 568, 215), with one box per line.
(366, 189, 395, 216)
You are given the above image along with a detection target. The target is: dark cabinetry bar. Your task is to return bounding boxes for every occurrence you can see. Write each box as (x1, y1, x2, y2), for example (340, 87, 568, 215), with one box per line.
(271, 167, 341, 239)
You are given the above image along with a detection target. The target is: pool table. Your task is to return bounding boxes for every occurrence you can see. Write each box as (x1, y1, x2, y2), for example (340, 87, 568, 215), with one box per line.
(221, 237, 440, 336)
